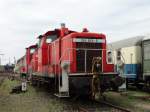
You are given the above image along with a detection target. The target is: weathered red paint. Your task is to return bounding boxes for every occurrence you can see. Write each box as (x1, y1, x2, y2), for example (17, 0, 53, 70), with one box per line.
(17, 26, 114, 77)
(25, 45, 37, 74)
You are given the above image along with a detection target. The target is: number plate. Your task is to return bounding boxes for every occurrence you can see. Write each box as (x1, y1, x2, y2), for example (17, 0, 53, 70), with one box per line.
(73, 38, 105, 43)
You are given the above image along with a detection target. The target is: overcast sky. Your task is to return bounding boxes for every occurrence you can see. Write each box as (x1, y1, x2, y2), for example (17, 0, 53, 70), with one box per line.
(0, 0, 150, 65)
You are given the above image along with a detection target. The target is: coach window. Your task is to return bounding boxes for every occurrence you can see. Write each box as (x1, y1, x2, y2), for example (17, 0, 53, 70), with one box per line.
(117, 50, 121, 61)
(107, 51, 113, 64)
(144, 45, 150, 60)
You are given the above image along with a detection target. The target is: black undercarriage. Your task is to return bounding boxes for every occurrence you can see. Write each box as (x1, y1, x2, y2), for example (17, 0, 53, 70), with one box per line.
(30, 73, 124, 97)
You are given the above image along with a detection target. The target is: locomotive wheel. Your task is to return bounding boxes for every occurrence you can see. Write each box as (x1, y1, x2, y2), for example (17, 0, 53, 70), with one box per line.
(31, 77, 38, 86)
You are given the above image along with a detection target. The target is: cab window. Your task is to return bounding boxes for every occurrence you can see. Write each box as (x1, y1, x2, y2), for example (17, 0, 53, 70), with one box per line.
(30, 48, 35, 54)
(38, 38, 42, 48)
(46, 38, 52, 43)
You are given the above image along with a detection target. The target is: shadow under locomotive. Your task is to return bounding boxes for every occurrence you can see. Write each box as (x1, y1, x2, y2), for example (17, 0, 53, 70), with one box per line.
(69, 73, 124, 96)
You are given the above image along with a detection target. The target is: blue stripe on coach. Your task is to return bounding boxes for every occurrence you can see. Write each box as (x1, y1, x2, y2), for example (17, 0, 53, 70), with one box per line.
(124, 64, 141, 79)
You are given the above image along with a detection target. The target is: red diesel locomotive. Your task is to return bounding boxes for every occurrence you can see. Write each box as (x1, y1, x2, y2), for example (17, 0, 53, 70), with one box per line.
(16, 24, 123, 97)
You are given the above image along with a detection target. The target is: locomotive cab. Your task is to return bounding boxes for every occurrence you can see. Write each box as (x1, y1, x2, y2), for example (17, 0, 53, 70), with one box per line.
(73, 36, 104, 73)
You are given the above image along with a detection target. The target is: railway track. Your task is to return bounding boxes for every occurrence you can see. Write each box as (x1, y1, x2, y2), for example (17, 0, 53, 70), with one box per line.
(97, 100, 131, 112)
(77, 101, 131, 112)
(0, 77, 5, 86)
(0, 73, 10, 86)
(61, 96, 131, 112)
(0, 72, 11, 77)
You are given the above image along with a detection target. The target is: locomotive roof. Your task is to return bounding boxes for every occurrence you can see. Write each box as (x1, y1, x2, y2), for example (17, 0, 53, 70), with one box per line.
(108, 36, 145, 50)
(17, 55, 25, 63)
(143, 35, 150, 41)
(26, 44, 37, 49)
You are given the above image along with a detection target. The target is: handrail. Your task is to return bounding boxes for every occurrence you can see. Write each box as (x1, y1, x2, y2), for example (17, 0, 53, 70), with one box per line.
(58, 48, 106, 65)
(121, 52, 126, 64)
(108, 44, 126, 64)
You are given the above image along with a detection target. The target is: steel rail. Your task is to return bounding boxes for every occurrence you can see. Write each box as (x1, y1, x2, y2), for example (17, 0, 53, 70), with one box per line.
(96, 100, 131, 112)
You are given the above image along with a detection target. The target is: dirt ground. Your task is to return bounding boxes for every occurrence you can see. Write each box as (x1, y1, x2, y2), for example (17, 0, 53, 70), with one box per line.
(0, 76, 150, 112)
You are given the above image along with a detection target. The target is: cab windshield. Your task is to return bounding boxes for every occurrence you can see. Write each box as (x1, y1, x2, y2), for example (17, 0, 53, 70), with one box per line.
(46, 35, 57, 43)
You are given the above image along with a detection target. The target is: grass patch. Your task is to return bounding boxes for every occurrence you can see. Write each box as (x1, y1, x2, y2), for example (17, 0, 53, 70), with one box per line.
(0, 78, 66, 112)
(0, 78, 20, 95)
